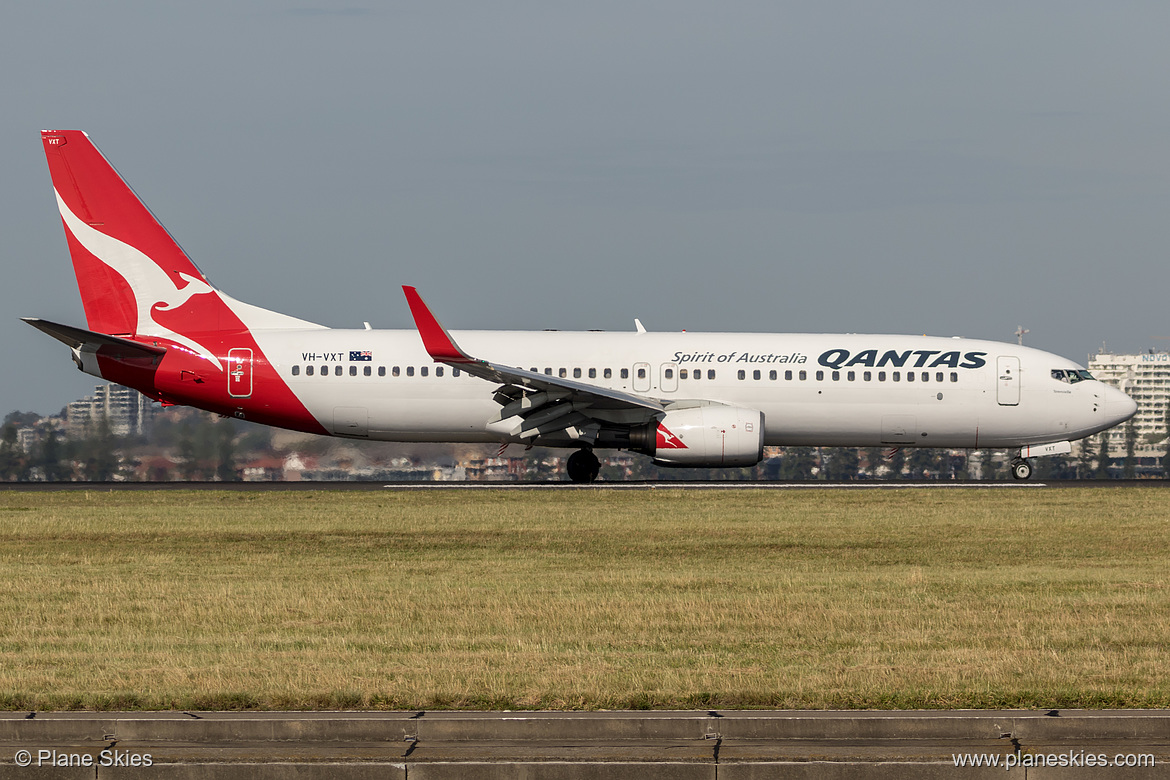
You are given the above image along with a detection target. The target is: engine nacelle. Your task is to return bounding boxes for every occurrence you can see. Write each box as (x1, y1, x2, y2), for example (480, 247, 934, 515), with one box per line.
(633, 405, 765, 467)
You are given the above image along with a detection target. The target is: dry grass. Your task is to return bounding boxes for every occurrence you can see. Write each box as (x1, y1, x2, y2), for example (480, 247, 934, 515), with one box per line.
(1, 487, 1168, 710)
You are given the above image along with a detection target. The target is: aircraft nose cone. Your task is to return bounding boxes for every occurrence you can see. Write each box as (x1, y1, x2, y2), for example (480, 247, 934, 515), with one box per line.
(1105, 384, 1138, 426)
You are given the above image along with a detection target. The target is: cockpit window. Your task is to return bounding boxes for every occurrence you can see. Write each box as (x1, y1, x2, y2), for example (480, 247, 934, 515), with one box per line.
(1052, 368, 1094, 384)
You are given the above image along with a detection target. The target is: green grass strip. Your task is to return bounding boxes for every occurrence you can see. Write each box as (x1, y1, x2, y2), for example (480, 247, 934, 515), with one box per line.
(1, 488, 1167, 710)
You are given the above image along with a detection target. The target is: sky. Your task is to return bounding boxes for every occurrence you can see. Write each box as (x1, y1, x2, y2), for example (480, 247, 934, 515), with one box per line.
(3, 2, 1169, 416)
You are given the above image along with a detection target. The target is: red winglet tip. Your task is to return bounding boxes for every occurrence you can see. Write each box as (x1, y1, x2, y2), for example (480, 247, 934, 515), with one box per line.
(402, 286, 473, 363)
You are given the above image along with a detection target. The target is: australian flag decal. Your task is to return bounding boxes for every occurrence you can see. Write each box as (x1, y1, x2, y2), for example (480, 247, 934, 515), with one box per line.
(350, 350, 373, 361)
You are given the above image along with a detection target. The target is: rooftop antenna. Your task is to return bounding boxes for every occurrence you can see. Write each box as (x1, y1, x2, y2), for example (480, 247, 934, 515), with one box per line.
(1014, 326, 1029, 346)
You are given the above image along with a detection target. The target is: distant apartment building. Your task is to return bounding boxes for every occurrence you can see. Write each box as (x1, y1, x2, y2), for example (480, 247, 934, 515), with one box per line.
(1085, 351, 1170, 461)
(66, 383, 155, 437)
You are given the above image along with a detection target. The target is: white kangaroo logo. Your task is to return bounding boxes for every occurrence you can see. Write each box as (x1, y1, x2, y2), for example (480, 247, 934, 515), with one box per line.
(56, 190, 222, 371)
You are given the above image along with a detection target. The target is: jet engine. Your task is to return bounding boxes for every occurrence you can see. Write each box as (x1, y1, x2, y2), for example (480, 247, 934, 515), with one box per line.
(631, 405, 765, 467)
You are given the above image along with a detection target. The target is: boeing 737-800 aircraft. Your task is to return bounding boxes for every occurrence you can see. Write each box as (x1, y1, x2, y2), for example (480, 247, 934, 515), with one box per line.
(27, 130, 1136, 481)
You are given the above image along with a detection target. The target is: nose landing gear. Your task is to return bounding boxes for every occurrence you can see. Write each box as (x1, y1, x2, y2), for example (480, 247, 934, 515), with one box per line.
(1011, 458, 1033, 481)
(566, 448, 601, 483)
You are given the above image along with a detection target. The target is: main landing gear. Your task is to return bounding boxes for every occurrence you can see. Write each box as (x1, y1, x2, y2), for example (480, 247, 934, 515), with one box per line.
(1011, 457, 1033, 481)
(566, 448, 601, 483)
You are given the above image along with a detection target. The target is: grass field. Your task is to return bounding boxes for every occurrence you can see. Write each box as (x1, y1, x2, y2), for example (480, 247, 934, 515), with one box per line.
(1, 487, 1168, 711)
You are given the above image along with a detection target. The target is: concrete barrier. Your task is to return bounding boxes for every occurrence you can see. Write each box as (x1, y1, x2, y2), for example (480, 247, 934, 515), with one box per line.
(1, 710, 1166, 778)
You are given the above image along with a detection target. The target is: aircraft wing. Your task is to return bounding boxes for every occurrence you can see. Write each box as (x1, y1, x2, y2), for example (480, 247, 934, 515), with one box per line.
(23, 318, 167, 359)
(403, 286, 663, 444)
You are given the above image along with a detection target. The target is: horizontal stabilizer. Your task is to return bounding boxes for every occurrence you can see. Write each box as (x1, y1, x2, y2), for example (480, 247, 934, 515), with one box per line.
(22, 317, 167, 359)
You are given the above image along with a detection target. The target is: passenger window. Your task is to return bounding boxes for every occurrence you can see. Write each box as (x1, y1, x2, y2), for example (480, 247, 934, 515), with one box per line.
(950, 372, 958, 382)
(621, 368, 629, 379)
(292, 365, 300, 376)
(752, 370, 760, 380)
(350, 366, 357, 376)
(321, 366, 328, 379)
(832, 371, 840, 381)
(334, 365, 342, 376)
(785, 370, 792, 380)
(769, 370, 777, 380)
(391, 366, 399, 377)
(707, 369, 715, 380)
(921, 372, 929, 382)
(878, 371, 885, 381)
(816, 370, 824, 381)
(604, 368, 612, 379)
(738, 370, 746, 380)
(665, 368, 674, 379)
(306, 365, 314, 376)
(935, 372, 944, 383)
(453, 369, 460, 377)
(680, 369, 688, 379)
(847, 371, 855, 381)
(436, 367, 444, 377)
(545, 368, 552, 376)
(559, 368, 567, 378)
(588, 368, 596, 379)
(364, 366, 371, 376)
(863, 371, 871, 381)
(421, 367, 429, 377)
(907, 372, 915, 382)
(407, 366, 414, 377)
(799, 370, 807, 380)
(893, 372, 900, 381)
(573, 368, 581, 378)
(637, 367, 646, 379)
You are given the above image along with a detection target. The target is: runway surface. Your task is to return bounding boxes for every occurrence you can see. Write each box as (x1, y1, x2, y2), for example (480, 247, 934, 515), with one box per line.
(2, 710, 1165, 778)
(0, 479, 1165, 491)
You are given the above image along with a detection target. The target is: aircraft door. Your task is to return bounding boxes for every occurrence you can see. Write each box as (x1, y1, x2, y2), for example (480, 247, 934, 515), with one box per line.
(997, 356, 1020, 406)
(227, 348, 253, 398)
(633, 362, 651, 392)
(660, 362, 679, 393)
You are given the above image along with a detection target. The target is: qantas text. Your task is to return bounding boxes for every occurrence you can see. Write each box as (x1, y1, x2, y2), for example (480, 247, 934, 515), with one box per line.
(817, 349, 987, 370)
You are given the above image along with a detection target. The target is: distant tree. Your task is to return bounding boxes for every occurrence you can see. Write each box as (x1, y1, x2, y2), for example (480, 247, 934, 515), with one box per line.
(864, 447, 884, 478)
(215, 419, 238, 481)
(780, 447, 817, 480)
(178, 421, 198, 480)
(86, 415, 119, 481)
(952, 450, 970, 480)
(981, 450, 999, 480)
(3, 411, 41, 428)
(886, 448, 906, 480)
(1077, 439, 1095, 479)
(760, 456, 783, 480)
(1165, 400, 1170, 479)
(824, 448, 859, 480)
(0, 423, 25, 481)
(37, 426, 67, 481)
(1124, 420, 1137, 479)
(1096, 433, 1111, 479)
(1034, 454, 1076, 480)
(907, 448, 942, 479)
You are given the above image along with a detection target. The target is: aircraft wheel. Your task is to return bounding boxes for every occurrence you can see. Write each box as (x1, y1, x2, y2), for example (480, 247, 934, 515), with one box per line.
(1011, 458, 1032, 481)
(566, 449, 600, 483)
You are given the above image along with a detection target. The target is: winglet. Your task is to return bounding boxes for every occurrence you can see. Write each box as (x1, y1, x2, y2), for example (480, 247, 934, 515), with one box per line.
(402, 286, 476, 363)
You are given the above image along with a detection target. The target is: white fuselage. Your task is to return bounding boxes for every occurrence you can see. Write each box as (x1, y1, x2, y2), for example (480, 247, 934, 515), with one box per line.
(254, 328, 1132, 449)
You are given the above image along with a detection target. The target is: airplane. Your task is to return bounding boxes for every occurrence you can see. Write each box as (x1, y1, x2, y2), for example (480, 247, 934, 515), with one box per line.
(26, 130, 1137, 482)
